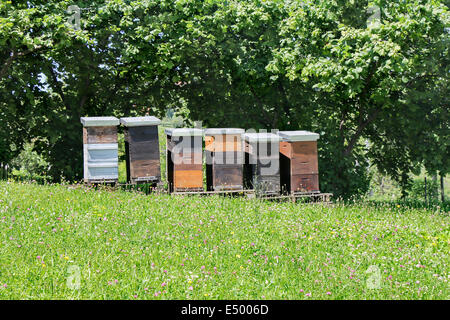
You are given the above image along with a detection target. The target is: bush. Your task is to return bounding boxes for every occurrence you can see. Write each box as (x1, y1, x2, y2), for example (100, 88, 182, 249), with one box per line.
(10, 142, 51, 183)
(409, 178, 439, 201)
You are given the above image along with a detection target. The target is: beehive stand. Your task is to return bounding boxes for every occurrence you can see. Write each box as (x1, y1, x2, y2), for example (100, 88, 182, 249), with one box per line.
(81, 117, 119, 184)
(205, 128, 244, 191)
(165, 128, 203, 193)
(243, 133, 281, 195)
(278, 130, 320, 194)
(120, 116, 162, 185)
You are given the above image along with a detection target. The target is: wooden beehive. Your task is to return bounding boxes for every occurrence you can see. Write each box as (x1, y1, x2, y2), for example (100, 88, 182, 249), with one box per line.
(120, 116, 161, 184)
(278, 131, 320, 193)
(242, 133, 281, 195)
(81, 116, 119, 183)
(204, 128, 244, 191)
(165, 128, 203, 192)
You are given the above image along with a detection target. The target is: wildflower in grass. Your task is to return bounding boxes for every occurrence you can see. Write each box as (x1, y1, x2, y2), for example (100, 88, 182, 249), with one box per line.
(37, 256, 41, 260)
(201, 266, 205, 270)
(236, 254, 241, 258)
(188, 286, 193, 291)
(326, 292, 331, 295)
(161, 282, 167, 287)
(305, 293, 311, 297)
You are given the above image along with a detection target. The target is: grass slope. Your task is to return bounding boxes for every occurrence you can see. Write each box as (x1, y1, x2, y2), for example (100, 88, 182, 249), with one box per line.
(0, 181, 448, 299)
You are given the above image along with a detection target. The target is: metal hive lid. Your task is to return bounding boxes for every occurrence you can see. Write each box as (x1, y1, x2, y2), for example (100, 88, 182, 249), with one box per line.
(242, 132, 281, 142)
(204, 128, 244, 135)
(120, 116, 161, 127)
(277, 130, 320, 142)
(164, 128, 203, 137)
(80, 116, 119, 127)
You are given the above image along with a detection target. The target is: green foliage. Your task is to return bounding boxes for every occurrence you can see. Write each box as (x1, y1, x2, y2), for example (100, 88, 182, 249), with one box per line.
(9, 141, 50, 183)
(0, 181, 448, 299)
(409, 178, 439, 201)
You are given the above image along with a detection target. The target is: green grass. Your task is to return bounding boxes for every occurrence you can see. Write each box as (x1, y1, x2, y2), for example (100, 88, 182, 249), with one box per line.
(0, 181, 448, 300)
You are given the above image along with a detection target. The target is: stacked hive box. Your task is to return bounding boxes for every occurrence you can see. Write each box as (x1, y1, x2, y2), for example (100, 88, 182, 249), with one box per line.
(165, 128, 203, 192)
(120, 116, 162, 184)
(81, 117, 119, 183)
(278, 131, 320, 193)
(204, 128, 244, 191)
(243, 133, 281, 195)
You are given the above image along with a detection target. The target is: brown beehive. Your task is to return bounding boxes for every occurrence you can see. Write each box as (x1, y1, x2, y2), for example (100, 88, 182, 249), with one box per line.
(120, 116, 162, 184)
(204, 128, 244, 191)
(80, 117, 120, 183)
(278, 131, 320, 193)
(165, 128, 203, 192)
(242, 133, 281, 195)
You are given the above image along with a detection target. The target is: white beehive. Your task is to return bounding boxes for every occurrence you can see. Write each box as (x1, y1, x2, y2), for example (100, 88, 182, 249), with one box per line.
(80, 116, 120, 183)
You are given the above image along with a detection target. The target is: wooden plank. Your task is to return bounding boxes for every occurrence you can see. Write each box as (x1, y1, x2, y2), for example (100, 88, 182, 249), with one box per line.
(84, 126, 118, 144)
(290, 158, 319, 175)
(130, 159, 161, 179)
(174, 162, 202, 171)
(83, 144, 118, 181)
(85, 145, 118, 163)
(127, 126, 158, 143)
(167, 136, 202, 153)
(212, 164, 243, 190)
(174, 170, 203, 189)
(253, 175, 280, 194)
(255, 159, 280, 176)
(279, 141, 292, 158)
(128, 141, 160, 160)
(291, 141, 318, 158)
(210, 151, 243, 165)
(290, 174, 319, 192)
(205, 134, 242, 152)
(256, 142, 279, 157)
(87, 166, 118, 180)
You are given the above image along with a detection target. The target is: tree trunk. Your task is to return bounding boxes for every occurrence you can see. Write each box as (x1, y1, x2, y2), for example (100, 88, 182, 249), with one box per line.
(432, 175, 437, 200)
(441, 174, 445, 202)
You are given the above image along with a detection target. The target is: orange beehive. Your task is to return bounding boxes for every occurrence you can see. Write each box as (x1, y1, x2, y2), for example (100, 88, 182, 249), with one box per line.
(165, 128, 203, 192)
(278, 131, 320, 193)
(204, 128, 244, 191)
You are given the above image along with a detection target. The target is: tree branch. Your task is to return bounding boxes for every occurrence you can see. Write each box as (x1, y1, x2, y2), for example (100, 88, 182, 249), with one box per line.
(0, 46, 44, 80)
(343, 107, 381, 156)
(48, 65, 71, 111)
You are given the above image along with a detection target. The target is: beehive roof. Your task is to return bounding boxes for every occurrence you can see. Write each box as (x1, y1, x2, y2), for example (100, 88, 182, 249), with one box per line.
(277, 130, 320, 142)
(242, 132, 281, 142)
(120, 116, 161, 127)
(204, 128, 244, 135)
(164, 128, 203, 137)
(80, 116, 119, 127)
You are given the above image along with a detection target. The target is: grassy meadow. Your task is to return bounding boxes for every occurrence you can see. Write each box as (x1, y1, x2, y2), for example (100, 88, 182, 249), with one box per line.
(0, 181, 448, 300)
